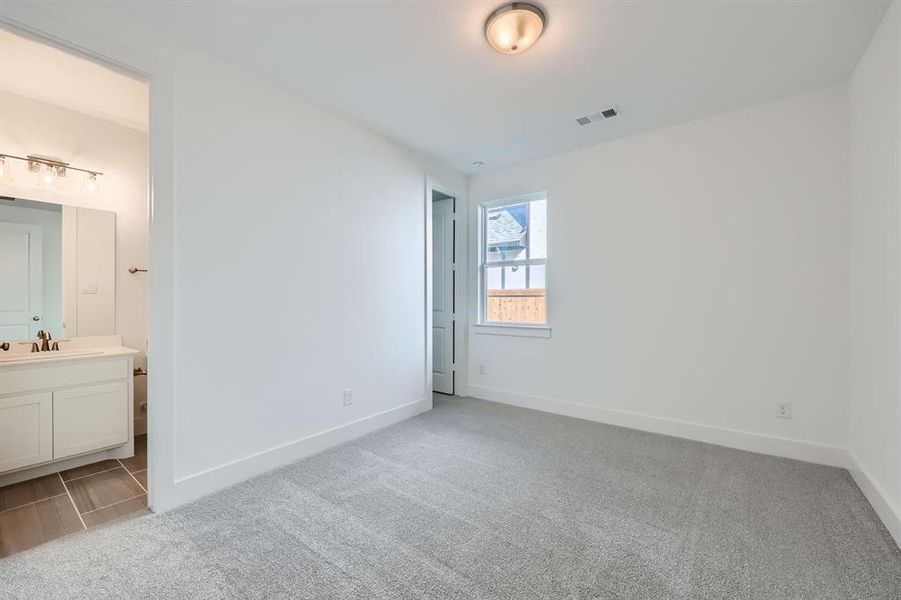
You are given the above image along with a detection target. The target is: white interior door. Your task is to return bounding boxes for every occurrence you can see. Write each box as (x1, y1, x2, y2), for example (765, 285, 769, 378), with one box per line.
(0, 221, 42, 341)
(432, 196, 455, 394)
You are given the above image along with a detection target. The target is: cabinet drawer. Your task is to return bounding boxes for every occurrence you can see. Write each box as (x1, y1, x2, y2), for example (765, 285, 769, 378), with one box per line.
(0, 391, 53, 472)
(0, 358, 128, 396)
(53, 381, 128, 460)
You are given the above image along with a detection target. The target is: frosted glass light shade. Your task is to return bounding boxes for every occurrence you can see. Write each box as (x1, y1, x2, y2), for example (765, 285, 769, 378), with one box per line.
(485, 3, 546, 55)
(37, 164, 55, 187)
(83, 172, 100, 195)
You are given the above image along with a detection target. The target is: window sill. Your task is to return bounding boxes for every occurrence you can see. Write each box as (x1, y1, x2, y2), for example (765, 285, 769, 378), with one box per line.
(473, 324, 552, 338)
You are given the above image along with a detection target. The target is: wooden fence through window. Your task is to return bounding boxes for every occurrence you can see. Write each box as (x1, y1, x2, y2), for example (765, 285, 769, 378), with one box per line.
(487, 289, 546, 324)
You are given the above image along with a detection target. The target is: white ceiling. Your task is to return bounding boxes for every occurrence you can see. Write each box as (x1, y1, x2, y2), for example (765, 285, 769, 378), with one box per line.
(5, 1, 891, 172)
(0, 28, 148, 131)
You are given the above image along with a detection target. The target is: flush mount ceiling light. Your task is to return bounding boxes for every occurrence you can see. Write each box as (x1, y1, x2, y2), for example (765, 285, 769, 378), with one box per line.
(485, 2, 546, 55)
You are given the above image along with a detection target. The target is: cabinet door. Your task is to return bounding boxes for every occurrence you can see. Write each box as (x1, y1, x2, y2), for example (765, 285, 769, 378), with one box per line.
(0, 391, 53, 473)
(53, 381, 128, 460)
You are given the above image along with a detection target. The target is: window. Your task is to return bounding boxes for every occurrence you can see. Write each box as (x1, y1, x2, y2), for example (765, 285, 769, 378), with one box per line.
(480, 193, 547, 326)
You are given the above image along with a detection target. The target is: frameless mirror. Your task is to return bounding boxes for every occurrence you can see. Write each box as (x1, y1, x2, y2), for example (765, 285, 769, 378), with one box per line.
(0, 197, 116, 342)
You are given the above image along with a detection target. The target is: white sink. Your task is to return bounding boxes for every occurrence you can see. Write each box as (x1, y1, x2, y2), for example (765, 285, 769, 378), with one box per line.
(0, 350, 104, 364)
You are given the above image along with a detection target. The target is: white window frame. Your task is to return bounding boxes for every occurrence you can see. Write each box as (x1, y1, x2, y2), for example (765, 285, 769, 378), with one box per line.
(476, 192, 551, 338)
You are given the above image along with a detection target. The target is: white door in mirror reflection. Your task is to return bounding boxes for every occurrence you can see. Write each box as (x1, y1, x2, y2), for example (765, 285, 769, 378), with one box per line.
(0, 222, 42, 341)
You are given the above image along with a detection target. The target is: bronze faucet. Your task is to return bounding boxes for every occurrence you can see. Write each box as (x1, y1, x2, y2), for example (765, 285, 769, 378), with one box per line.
(0, 342, 9, 351)
(37, 330, 51, 352)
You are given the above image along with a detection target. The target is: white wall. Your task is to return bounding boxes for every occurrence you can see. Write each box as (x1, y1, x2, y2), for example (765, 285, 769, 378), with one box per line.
(0, 200, 62, 336)
(0, 4, 466, 510)
(468, 85, 851, 466)
(848, 0, 901, 544)
(171, 57, 465, 481)
(0, 89, 149, 431)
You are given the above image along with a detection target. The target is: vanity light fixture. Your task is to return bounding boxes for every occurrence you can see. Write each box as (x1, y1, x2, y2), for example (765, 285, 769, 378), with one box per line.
(485, 2, 546, 55)
(0, 153, 103, 195)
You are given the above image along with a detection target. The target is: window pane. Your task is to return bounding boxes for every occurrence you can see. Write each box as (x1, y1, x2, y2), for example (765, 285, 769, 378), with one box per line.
(504, 265, 526, 288)
(485, 203, 528, 263)
(529, 264, 546, 289)
(485, 265, 547, 324)
(485, 265, 502, 289)
(528, 199, 547, 259)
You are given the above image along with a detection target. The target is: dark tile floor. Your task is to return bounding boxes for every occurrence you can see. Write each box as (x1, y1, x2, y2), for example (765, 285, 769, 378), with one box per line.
(0, 434, 148, 558)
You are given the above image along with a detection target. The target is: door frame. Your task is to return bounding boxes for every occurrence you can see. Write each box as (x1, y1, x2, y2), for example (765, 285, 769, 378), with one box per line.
(425, 177, 467, 400)
(0, 14, 175, 511)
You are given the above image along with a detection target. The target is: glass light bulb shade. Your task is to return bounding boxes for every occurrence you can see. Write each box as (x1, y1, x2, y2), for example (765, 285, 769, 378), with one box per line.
(38, 164, 55, 186)
(485, 3, 546, 55)
(83, 172, 100, 195)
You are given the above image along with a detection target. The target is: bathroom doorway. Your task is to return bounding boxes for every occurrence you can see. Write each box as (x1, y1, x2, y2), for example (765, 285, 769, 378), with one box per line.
(0, 26, 151, 558)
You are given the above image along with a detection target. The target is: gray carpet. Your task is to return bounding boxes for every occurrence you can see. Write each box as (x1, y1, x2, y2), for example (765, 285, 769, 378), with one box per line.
(1, 396, 899, 599)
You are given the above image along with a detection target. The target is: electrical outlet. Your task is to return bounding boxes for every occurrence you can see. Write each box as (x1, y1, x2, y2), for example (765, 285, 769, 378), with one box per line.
(479, 364, 487, 375)
(777, 402, 792, 419)
(343, 389, 353, 406)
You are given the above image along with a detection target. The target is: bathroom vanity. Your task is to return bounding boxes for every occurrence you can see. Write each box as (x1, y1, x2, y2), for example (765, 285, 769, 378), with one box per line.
(0, 336, 138, 486)
(0, 196, 146, 487)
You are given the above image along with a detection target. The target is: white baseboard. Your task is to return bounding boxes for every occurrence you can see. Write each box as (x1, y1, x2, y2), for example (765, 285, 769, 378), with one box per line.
(169, 396, 432, 509)
(847, 451, 901, 548)
(467, 385, 848, 468)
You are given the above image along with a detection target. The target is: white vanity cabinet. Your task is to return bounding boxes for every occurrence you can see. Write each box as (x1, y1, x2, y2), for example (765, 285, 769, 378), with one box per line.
(0, 348, 136, 483)
(0, 391, 53, 472)
(53, 381, 128, 459)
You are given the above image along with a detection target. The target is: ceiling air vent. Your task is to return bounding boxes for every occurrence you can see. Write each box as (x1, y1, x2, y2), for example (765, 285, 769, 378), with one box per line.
(575, 105, 621, 126)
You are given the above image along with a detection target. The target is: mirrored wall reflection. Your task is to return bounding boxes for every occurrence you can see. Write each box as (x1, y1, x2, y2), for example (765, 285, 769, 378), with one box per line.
(0, 198, 62, 339)
(0, 197, 115, 342)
